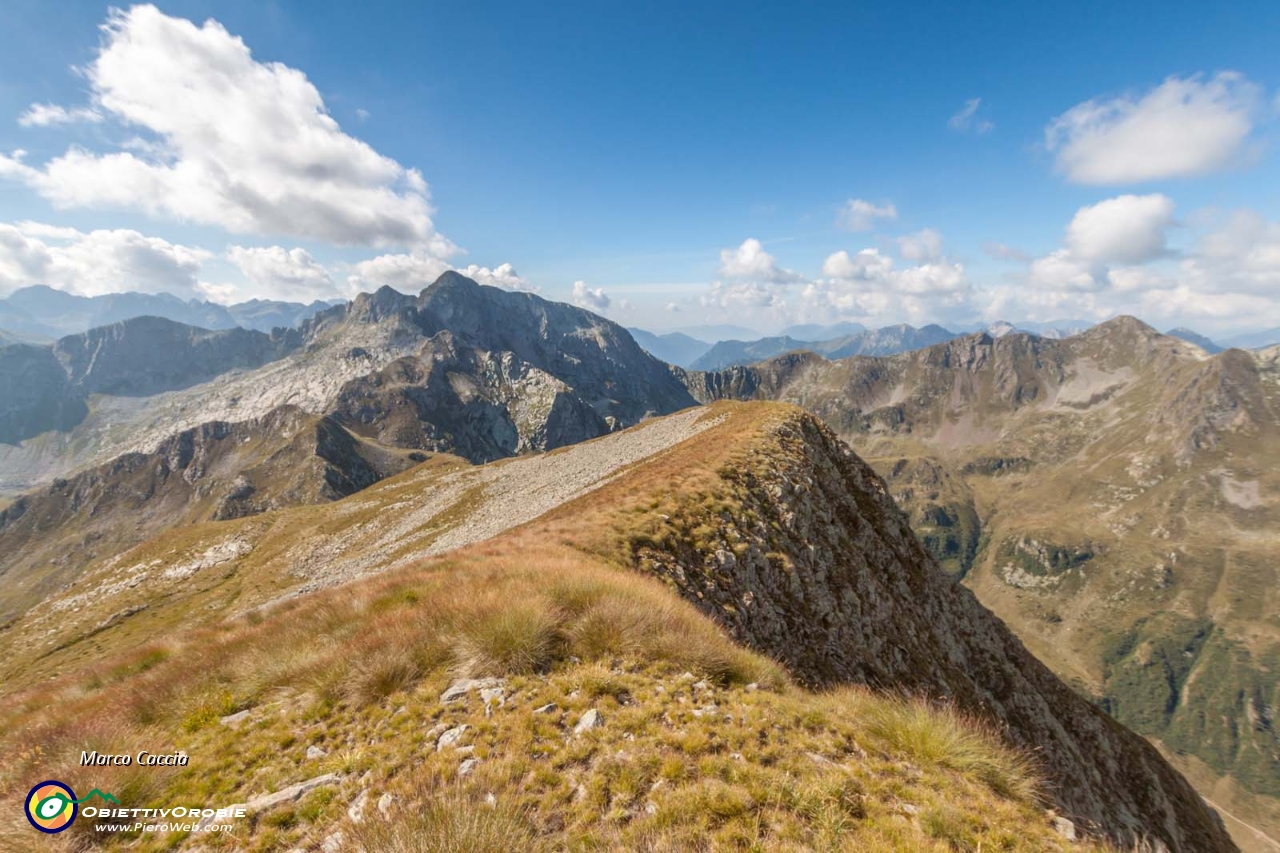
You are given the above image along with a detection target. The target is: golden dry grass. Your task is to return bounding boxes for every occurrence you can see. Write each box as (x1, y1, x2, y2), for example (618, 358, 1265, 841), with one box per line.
(0, 404, 1100, 851)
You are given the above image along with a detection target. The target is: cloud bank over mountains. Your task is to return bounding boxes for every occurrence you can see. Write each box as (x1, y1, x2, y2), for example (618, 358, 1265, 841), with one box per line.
(696, 192, 1280, 333)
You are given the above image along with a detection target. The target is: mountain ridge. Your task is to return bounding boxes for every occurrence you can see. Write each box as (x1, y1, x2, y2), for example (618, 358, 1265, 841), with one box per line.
(679, 316, 1280, 838)
(0, 402, 1237, 851)
(0, 284, 339, 338)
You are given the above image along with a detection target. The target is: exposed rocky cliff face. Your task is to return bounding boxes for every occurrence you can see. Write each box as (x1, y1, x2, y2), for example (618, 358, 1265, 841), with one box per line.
(52, 316, 301, 396)
(633, 409, 1235, 851)
(0, 273, 697, 485)
(324, 274, 697, 461)
(0, 317, 300, 444)
(677, 319, 1280, 841)
(0, 342, 88, 443)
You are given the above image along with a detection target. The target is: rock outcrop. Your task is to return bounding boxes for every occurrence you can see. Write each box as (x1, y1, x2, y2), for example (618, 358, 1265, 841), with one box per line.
(634, 409, 1235, 851)
(676, 319, 1280, 827)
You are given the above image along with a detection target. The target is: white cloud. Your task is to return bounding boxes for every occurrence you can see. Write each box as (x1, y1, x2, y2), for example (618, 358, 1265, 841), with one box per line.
(343, 255, 533, 297)
(571, 281, 610, 313)
(837, 199, 897, 232)
(1012, 195, 1177, 306)
(227, 245, 335, 300)
(664, 302, 680, 313)
(0, 221, 211, 298)
(700, 280, 784, 312)
(897, 228, 944, 262)
(717, 238, 802, 283)
(1027, 249, 1101, 292)
(0, 5, 448, 252)
(1046, 72, 1261, 184)
(455, 262, 536, 292)
(1179, 210, 1280, 297)
(816, 247, 969, 321)
(948, 98, 994, 134)
(17, 103, 104, 127)
(991, 199, 1280, 332)
(821, 248, 894, 281)
(1065, 194, 1175, 264)
(346, 251, 453, 295)
(699, 230, 973, 328)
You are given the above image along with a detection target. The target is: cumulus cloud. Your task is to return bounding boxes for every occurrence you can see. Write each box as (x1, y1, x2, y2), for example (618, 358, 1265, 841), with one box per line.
(698, 230, 974, 327)
(345, 251, 453, 295)
(1065, 194, 1176, 264)
(897, 228, 944, 262)
(1179, 210, 1280, 297)
(700, 280, 784, 312)
(0, 5, 449, 254)
(227, 245, 335, 300)
(821, 248, 894, 281)
(571, 281, 610, 313)
(1046, 72, 1261, 184)
(1014, 194, 1177, 300)
(0, 221, 211, 298)
(948, 98, 994, 134)
(837, 199, 898, 232)
(992, 198, 1280, 332)
(455, 263, 536, 292)
(17, 104, 104, 127)
(810, 245, 970, 324)
(717, 238, 803, 283)
(342, 254, 534, 297)
(1026, 249, 1101, 292)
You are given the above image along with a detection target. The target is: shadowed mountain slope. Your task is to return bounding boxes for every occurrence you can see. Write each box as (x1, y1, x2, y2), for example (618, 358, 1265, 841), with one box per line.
(681, 319, 1280, 846)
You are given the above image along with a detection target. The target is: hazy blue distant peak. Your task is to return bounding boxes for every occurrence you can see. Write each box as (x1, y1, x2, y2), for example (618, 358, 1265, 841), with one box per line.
(0, 286, 341, 338)
(1218, 327, 1280, 350)
(778, 321, 866, 340)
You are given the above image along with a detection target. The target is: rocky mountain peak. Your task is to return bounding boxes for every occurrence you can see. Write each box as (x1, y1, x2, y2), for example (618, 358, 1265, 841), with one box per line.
(345, 285, 416, 324)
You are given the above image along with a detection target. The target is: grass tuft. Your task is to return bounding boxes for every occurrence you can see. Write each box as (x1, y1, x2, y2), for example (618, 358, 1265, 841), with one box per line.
(350, 788, 546, 853)
(863, 695, 1040, 802)
(453, 603, 562, 677)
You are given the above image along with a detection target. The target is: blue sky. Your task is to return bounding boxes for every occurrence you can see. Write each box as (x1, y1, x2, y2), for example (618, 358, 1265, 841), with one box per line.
(0, 2, 1278, 337)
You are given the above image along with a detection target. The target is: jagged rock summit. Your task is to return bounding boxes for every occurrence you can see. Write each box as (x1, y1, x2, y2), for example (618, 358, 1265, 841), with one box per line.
(0, 272, 697, 489)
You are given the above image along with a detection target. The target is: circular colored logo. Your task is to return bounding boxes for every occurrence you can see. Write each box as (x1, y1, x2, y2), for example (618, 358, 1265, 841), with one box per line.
(25, 781, 77, 833)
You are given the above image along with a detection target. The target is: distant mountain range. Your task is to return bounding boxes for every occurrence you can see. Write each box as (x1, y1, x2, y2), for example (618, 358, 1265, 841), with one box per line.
(625, 328, 713, 368)
(777, 320, 866, 339)
(634, 319, 1123, 371)
(0, 284, 341, 339)
(688, 323, 959, 370)
(1221, 327, 1280, 350)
